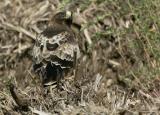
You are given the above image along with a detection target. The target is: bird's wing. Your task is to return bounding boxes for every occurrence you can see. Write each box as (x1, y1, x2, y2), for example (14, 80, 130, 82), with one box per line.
(33, 26, 80, 68)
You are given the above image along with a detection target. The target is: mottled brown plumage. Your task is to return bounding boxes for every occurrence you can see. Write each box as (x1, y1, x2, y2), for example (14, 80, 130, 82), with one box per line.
(32, 11, 80, 85)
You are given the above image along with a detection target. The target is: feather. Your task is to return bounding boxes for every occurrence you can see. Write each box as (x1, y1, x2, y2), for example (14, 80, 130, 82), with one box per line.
(32, 11, 80, 85)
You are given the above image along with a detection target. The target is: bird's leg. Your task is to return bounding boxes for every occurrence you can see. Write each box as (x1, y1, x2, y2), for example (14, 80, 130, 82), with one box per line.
(40, 67, 47, 86)
(32, 63, 45, 85)
(56, 68, 60, 89)
(73, 51, 77, 68)
(56, 67, 63, 89)
(73, 50, 77, 80)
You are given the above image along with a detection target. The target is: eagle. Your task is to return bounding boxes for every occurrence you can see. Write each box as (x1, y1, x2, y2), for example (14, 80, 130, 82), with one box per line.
(32, 11, 80, 86)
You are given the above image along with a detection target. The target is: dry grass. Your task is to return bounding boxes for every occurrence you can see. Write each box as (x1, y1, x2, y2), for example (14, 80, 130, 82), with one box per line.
(0, 0, 160, 114)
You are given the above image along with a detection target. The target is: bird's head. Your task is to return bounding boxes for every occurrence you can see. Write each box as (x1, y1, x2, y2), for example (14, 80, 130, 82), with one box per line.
(51, 11, 72, 25)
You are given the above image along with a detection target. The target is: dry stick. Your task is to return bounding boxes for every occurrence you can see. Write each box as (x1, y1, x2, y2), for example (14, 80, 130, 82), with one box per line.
(13, 44, 31, 53)
(8, 83, 29, 111)
(2, 22, 36, 40)
(1, 22, 36, 56)
(84, 29, 92, 45)
(9, 83, 52, 114)
(29, 107, 52, 115)
(75, 9, 92, 45)
(108, 59, 121, 67)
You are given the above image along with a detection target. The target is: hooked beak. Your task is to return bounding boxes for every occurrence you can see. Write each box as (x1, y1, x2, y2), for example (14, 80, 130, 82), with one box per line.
(65, 11, 72, 19)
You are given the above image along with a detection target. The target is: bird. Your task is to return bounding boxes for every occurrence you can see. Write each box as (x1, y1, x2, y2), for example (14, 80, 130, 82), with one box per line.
(32, 11, 80, 86)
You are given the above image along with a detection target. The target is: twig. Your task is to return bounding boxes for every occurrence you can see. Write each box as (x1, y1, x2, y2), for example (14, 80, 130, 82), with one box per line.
(29, 107, 52, 115)
(13, 44, 31, 53)
(108, 60, 121, 67)
(2, 22, 36, 40)
(84, 29, 92, 45)
(8, 83, 29, 111)
(94, 73, 102, 92)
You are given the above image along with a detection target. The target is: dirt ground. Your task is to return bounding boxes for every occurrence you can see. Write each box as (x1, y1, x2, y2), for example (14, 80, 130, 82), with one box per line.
(0, 0, 160, 114)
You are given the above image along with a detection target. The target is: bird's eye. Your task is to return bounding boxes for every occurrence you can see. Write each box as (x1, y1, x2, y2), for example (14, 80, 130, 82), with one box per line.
(55, 12, 66, 19)
(59, 12, 65, 17)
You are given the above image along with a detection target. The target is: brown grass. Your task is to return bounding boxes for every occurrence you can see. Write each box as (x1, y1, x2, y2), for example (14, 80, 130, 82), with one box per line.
(0, 0, 160, 114)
